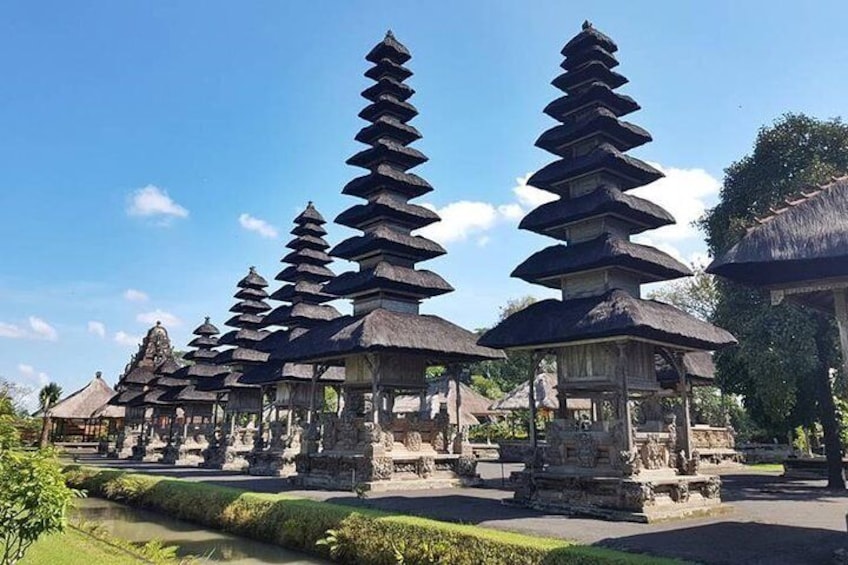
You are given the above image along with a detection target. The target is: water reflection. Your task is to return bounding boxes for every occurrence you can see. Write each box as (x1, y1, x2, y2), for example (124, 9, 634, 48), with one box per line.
(72, 497, 325, 564)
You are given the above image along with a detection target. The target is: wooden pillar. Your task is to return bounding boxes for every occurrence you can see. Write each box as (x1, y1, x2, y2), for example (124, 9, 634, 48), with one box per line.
(528, 352, 543, 450)
(454, 368, 462, 431)
(556, 350, 568, 420)
(256, 388, 266, 450)
(835, 289, 848, 382)
(307, 367, 321, 425)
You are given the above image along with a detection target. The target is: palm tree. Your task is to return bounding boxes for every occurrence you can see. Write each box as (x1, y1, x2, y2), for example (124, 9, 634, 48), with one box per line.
(38, 383, 62, 448)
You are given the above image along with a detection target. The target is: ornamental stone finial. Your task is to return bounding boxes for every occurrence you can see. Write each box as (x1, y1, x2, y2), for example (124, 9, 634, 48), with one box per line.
(582, 20, 592, 30)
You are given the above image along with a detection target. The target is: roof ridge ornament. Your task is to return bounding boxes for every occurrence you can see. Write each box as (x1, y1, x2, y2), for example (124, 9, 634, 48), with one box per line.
(582, 20, 593, 30)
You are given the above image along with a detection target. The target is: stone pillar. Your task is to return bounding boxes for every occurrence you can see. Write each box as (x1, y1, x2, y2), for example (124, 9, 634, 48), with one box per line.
(616, 342, 634, 453)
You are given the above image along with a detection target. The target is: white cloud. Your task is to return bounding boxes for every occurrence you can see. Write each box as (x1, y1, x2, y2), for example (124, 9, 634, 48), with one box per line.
(513, 173, 557, 209)
(87, 321, 106, 338)
(114, 331, 141, 347)
(0, 322, 26, 339)
(17, 363, 49, 386)
(28, 317, 58, 341)
(123, 288, 149, 302)
(136, 309, 181, 327)
(418, 201, 500, 245)
(238, 213, 278, 239)
(127, 185, 189, 220)
(497, 203, 525, 221)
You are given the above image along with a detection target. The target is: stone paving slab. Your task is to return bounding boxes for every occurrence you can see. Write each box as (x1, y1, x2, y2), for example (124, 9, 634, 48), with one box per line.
(77, 457, 848, 564)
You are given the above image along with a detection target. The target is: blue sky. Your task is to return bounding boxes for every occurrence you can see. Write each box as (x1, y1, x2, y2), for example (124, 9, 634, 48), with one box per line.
(1, 1, 847, 406)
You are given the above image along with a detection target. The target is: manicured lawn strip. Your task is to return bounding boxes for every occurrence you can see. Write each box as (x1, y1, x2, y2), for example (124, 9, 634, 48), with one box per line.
(21, 527, 143, 565)
(744, 463, 784, 472)
(64, 465, 686, 565)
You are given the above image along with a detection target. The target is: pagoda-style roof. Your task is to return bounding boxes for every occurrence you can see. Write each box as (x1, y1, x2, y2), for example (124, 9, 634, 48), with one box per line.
(270, 281, 335, 304)
(116, 321, 180, 386)
(160, 384, 217, 404)
(519, 185, 674, 237)
(48, 373, 122, 420)
(479, 290, 736, 352)
(237, 362, 345, 387)
(277, 308, 503, 364)
(708, 176, 848, 288)
(195, 370, 248, 393)
(215, 267, 273, 367)
(480, 22, 734, 355)
(324, 262, 453, 299)
(335, 193, 439, 231)
(512, 234, 691, 288)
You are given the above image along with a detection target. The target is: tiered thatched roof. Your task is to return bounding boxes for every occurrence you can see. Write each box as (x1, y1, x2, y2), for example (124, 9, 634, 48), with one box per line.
(215, 267, 272, 366)
(109, 322, 182, 407)
(278, 32, 502, 365)
(656, 351, 716, 388)
(49, 372, 123, 420)
(708, 176, 848, 289)
(479, 22, 734, 354)
(241, 203, 344, 387)
(162, 317, 225, 404)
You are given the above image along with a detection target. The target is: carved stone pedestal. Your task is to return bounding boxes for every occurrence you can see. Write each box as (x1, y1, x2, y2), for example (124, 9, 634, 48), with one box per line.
(247, 449, 299, 477)
(131, 434, 166, 462)
(201, 431, 252, 472)
(162, 435, 208, 466)
(512, 469, 723, 522)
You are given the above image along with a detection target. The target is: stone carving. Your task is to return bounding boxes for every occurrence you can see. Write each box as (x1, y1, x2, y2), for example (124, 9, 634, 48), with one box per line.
(702, 476, 721, 499)
(404, 431, 423, 452)
(576, 432, 598, 468)
(670, 481, 690, 503)
(418, 456, 435, 478)
(640, 434, 667, 470)
(621, 481, 654, 509)
(322, 416, 337, 451)
(617, 449, 641, 476)
(454, 456, 477, 477)
(382, 430, 394, 451)
(371, 456, 394, 480)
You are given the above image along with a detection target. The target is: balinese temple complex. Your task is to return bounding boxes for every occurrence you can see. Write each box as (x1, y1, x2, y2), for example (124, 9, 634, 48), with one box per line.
(279, 31, 503, 491)
(239, 203, 345, 477)
(128, 353, 183, 461)
(46, 372, 123, 445)
(198, 267, 270, 471)
(160, 317, 224, 466)
(478, 22, 736, 521)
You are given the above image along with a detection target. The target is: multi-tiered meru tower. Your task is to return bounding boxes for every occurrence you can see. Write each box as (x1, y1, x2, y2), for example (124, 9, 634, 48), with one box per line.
(282, 31, 503, 491)
(160, 317, 224, 466)
(479, 22, 736, 521)
(241, 203, 344, 477)
(199, 267, 269, 470)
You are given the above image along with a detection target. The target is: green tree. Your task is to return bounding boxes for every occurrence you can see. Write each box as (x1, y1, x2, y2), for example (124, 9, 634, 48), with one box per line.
(701, 113, 848, 489)
(0, 449, 76, 564)
(37, 383, 62, 449)
(472, 296, 554, 392)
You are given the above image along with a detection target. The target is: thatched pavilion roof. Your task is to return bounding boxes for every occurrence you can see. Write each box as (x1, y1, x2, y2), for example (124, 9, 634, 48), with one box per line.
(478, 290, 737, 352)
(708, 176, 848, 290)
(491, 373, 592, 412)
(656, 351, 716, 388)
(393, 377, 501, 425)
(276, 308, 504, 365)
(48, 373, 123, 420)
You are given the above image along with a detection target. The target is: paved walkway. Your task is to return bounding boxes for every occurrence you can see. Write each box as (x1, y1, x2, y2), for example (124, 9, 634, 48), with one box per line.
(79, 457, 848, 565)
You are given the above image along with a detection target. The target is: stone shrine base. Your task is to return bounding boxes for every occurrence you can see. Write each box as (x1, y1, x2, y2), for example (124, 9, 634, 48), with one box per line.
(161, 440, 208, 466)
(295, 452, 481, 492)
(511, 469, 724, 523)
(246, 449, 298, 477)
(201, 442, 250, 472)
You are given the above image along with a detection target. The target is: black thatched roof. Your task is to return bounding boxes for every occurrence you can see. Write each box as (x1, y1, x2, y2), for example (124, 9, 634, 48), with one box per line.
(323, 261, 453, 299)
(478, 290, 736, 351)
(217, 267, 273, 367)
(562, 20, 618, 56)
(335, 193, 439, 231)
(343, 165, 433, 200)
(519, 185, 674, 237)
(295, 201, 326, 225)
(195, 370, 251, 392)
(707, 176, 848, 287)
(276, 308, 504, 364)
(512, 234, 691, 288)
(528, 142, 663, 194)
(366, 30, 411, 64)
(544, 83, 639, 122)
(238, 362, 345, 386)
(160, 384, 217, 404)
(536, 108, 651, 157)
(331, 225, 446, 263)
(656, 351, 716, 387)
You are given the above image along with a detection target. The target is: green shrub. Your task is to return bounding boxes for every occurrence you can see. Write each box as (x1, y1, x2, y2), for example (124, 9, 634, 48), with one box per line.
(64, 466, 682, 565)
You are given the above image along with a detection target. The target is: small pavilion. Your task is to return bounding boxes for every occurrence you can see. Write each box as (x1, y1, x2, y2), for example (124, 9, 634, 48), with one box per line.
(708, 176, 848, 485)
(278, 32, 503, 491)
(479, 22, 736, 521)
(239, 203, 345, 477)
(47, 372, 123, 445)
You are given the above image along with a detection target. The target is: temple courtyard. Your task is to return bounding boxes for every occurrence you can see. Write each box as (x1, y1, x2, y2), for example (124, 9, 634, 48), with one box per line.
(76, 456, 847, 565)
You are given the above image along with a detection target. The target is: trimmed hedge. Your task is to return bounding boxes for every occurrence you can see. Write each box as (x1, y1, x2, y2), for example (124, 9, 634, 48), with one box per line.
(64, 466, 683, 565)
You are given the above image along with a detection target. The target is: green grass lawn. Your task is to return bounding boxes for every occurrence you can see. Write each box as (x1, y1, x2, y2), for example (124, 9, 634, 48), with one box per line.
(744, 462, 784, 472)
(20, 527, 143, 565)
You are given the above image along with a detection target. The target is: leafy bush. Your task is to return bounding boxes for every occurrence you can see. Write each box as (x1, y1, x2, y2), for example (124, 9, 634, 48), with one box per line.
(64, 466, 680, 565)
(1, 450, 77, 564)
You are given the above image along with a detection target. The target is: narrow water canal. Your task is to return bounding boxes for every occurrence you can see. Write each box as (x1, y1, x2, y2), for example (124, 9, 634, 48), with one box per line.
(72, 497, 328, 564)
